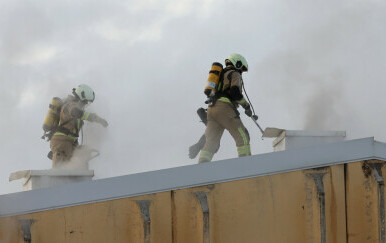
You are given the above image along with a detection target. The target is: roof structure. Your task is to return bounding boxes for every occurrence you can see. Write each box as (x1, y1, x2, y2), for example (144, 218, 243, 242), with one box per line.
(1, 137, 386, 218)
(9, 169, 94, 182)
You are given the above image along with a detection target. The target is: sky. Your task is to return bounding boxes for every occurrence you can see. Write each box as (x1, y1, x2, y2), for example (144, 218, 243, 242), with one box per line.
(0, 0, 385, 195)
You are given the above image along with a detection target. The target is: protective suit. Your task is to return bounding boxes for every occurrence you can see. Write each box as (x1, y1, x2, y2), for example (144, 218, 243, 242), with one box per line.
(50, 84, 108, 168)
(199, 54, 251, 163)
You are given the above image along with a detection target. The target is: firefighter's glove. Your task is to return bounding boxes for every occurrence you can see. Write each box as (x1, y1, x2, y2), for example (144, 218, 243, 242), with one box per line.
(97, 117, 109, 127)
(244, 105, 253, 117)
(89, 113, 109, 127)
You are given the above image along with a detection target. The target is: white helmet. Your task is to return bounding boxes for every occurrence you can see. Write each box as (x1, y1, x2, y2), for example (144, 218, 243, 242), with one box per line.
(74, 84, 95, 103)
(225, 53, 248, 72)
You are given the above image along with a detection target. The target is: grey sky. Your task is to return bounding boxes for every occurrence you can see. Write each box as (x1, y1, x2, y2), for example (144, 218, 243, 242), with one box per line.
(0, 0, 385, 194)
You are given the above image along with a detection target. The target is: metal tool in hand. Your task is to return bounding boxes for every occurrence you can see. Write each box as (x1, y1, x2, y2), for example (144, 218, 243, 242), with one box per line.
(251, 115, 264, 136)
(241, 82, 264, 136)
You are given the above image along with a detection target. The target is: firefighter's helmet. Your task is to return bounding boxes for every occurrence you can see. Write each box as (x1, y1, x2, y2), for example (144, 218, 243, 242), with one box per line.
(74, 84, 95, 103)
(225, 53, 248, 72)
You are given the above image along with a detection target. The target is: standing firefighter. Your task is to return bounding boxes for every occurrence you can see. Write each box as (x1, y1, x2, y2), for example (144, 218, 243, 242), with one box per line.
(198, 54, 253, 163)
(43, 84, 108, 168)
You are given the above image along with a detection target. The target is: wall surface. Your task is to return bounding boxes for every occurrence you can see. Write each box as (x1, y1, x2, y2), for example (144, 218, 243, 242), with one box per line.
(0, 192, 172, 243)
(0, 160, 385, 243)
(346, 160, 386, 243)
(172, 165, 346, 243)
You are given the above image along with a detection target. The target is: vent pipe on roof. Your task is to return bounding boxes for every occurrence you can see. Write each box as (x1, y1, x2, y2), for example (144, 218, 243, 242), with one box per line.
(9, 147, 99, 191)
(9, 170, 94, 191)
(263, 128, 346, 151)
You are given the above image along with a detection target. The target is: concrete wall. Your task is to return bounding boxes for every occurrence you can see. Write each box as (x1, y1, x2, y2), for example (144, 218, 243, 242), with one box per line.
(0, 192, 172, 243)
(0, 160, 385, 243)
(172, 165, 346, 243)
(346, 160, 386, 243)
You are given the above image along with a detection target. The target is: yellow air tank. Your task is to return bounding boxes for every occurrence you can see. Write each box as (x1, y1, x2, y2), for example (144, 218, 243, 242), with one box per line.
(204, 62, 223, 97)
(42, 97, 63, 132)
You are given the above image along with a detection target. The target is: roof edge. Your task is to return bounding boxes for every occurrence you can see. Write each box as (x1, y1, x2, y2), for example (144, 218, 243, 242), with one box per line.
(1, 137, 384, 218)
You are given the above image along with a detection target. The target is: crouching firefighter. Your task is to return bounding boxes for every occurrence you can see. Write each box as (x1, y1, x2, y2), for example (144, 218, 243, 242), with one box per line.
(198, 54, 253, 163)
(42, 84, 108, 168)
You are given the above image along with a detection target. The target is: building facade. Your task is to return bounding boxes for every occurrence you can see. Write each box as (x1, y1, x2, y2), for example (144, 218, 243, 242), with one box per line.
(0, 137, 385, 243)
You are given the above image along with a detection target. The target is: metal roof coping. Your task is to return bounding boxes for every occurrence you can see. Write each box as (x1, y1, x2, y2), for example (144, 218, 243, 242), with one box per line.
(0, 137, 385, 218)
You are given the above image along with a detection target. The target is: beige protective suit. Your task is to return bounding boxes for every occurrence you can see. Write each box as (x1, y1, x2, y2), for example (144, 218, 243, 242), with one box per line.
(199, 69, 251, 163)
(50, 95, 106, 168)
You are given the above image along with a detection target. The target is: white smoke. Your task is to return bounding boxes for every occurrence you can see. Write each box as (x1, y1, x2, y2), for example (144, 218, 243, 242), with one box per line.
(253, 0, 386, 139)
(1, 0, 386, 195)
(53, 145, 100, 170)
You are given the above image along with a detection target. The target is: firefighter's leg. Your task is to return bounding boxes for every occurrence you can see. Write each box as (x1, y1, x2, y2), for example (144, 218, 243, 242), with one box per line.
(50, 136, 75, 168)
(216, 104, 251, 157)
(199, 120, 224, 163)
(227, 120, 251, 157)
(225, 119, 251, 157)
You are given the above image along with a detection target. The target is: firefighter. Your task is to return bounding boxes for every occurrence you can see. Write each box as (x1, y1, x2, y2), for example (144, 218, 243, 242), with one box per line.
(198, 54, 252, 163)
(50, 84, 108, 168)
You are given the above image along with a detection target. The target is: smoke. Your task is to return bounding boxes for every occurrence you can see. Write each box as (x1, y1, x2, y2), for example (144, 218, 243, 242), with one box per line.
(303, 81, 343, 130)
(254, 0, 386, 139)
(53, 145, 100, 170)
(1, 0, 386, 195)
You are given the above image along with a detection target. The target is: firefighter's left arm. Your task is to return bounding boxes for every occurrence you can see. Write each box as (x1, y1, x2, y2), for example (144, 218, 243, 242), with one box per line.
(229, 72, 249, 108)
(86, 113, 109, 127)
(69, 106, 108, 127)
(229, 72, 252, 117)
